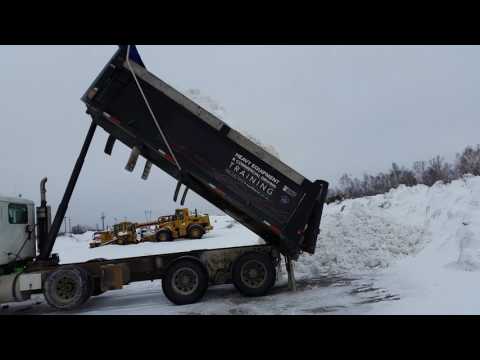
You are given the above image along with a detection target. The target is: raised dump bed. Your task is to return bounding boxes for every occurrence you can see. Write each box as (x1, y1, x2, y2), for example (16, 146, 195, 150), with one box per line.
(81, 45, 329, 261)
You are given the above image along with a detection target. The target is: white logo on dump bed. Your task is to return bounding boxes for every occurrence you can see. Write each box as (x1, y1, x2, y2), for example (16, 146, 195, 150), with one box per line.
(226, 153, 279, 199)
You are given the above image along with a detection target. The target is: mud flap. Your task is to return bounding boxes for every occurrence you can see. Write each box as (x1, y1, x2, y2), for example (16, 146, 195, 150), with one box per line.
(100, 264, 130, 292)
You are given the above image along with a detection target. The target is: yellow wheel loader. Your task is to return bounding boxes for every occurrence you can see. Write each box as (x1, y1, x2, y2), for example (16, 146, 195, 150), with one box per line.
(89, 222, 139, 248)
(151, 208, 213, 242)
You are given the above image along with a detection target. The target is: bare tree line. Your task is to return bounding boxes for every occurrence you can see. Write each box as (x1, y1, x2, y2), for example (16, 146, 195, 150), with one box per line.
(327, 144, 480, 203)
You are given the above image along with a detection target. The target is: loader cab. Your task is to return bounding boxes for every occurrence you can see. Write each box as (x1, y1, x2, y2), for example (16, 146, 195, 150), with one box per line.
(0, 196, 36, 270)
(175, 209, 187, 222)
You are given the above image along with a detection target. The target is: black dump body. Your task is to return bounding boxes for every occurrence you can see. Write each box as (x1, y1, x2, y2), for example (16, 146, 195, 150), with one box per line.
(81, 46, 329, 260)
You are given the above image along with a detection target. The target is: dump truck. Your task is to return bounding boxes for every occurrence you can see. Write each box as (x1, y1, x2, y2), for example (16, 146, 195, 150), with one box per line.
(0, 45, 329, 311)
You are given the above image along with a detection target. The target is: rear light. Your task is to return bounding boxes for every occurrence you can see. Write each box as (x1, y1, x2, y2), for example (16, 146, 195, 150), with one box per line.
(87, 88, 98, 100)
(270, 225, 281, 236)
(164, 153, 175, 164)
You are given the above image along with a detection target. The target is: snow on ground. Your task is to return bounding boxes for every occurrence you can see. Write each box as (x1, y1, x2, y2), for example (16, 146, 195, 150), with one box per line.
(365, 176, 480, 314)
(313, 175, 480, 315)
(3, 176, 480, 315)
(53, 216, 264, 265)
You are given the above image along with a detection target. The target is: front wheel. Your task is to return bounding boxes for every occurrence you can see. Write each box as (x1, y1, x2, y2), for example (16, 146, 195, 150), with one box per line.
(188, 224, 204, 239)
(156, 230, 173, 242)
(43, 265, 92, 310)
(232, 252, 276, 297)
(162, 259, 208, 305)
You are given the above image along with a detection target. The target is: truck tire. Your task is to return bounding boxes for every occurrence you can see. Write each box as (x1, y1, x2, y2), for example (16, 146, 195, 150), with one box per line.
(156, 229, 173, 242)
(43, 265, 92, 310)
(162, 259, 208, 305)
(188, 224, 204, 239)
(232, 252, 276, 297)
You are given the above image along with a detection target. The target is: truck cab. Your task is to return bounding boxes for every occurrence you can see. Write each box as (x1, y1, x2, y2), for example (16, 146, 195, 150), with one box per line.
(0, 196, 36, 274)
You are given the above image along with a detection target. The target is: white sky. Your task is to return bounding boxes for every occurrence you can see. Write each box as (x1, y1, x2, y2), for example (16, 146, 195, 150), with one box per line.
(1, 45, 479, 227)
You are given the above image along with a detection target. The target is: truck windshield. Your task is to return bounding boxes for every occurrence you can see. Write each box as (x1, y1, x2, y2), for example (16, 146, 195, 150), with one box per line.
(8, 203, 28, 224)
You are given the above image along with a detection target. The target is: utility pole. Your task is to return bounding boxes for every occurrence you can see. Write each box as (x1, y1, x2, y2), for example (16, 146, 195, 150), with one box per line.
(144, 209, 152, 222)
(64, 216, 71, 235)
(101, 212, 106, 231)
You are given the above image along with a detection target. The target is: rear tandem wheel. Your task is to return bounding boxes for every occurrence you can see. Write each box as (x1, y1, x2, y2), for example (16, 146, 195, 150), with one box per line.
(232, 252, 276, 297)
(161, 259, 208, 305)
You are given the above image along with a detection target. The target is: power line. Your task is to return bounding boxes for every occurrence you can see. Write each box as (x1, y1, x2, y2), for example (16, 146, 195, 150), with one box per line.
(144, 209, 152, 222)
(101, 212, 106, 231)
(64, 216, 71, 235)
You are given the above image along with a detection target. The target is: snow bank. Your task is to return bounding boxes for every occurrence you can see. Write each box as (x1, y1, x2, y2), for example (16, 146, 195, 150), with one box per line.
(296, 176, 480, 279)
(295, 202, 427, 277)
(291, 175, 480, 314)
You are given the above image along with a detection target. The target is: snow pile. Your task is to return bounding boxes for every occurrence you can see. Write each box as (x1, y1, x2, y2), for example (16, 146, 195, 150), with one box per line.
(184, 89, 228, 121)
(242, 132, 281, 158)
(296, 203, 427, 277)
(184, 88, 280, 158)
(373, 175, 480, 271)
(454, 222, 480, 271)
(296, 175, 480, 279)
(367, 176, 480, 314)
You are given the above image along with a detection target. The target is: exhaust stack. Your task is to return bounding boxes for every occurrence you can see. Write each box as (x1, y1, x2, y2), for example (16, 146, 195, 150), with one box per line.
(36, 178, 51, 255)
